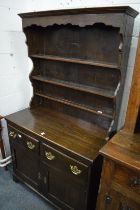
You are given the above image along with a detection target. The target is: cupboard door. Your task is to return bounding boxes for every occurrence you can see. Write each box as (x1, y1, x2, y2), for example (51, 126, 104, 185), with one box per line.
(41, 163, 88, 210)
(97, 189, 140, 210)
(97, 189, 120, 210)
(11, 143, 40, 190)
(118, 194, 140, 210)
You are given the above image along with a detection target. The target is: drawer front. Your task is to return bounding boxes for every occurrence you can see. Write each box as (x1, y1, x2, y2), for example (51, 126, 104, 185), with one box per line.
(8, 125, 39, 154)
(41, 142, 89, 183)
(114, 165, 140, 196)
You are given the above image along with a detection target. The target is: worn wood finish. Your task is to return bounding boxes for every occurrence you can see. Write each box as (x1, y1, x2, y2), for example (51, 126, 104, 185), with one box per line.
(19, 7, 138, 30)
(31, 54, 120, 69)
(96, 131, 140, 210)
(19, 6, 138, 18)
(6, 107, 106, 162)
(8, 118, 102, 210)
(6, 7, 138, 210)
(100, 131, 140, 172)
(23, 7, 137, 135)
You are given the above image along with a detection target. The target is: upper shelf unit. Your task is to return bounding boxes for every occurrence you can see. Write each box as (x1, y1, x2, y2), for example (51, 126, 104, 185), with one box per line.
(21, 6, 138, 135)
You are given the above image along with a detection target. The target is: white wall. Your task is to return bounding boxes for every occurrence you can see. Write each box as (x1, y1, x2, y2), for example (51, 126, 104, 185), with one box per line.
(0, 0, 31, 116)
(0, 0, 140, 130)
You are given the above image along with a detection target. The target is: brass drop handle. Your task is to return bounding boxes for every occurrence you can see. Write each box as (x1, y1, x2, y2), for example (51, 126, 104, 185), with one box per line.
(45, 151, 55, 160)
(70, 165, 82, 175)
(27, 141, 35, 150)
(9, 131, 17, 139)
(130, 178, 140, 188)
(18, 134, 22, 138)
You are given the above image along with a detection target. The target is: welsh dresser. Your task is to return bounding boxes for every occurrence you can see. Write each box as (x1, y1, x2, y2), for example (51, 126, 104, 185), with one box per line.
(6, 7, 138, 210)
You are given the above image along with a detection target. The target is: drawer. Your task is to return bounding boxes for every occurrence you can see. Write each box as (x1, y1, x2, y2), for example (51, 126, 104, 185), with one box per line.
(8, 125, 39, 154)
(41, 143, 89, 183)
(114, 165, 140, 196)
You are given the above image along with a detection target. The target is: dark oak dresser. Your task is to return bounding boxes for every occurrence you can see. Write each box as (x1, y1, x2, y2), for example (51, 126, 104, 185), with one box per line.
(96, 36, 140, 210)
(6, 7, 138, 210)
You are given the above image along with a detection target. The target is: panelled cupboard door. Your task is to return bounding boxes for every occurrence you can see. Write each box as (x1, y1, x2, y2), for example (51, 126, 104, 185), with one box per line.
(11, 143, 40, 190)
(97, 189, 140, 210)
(119, 199, 140, 210)
(41, 163, 88, 210)
(97, 189, 120, 210)
(9, 127, 40, 190)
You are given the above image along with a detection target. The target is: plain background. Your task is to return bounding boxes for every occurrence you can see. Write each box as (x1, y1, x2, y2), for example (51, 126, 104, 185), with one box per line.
(0, 0, 140, 130)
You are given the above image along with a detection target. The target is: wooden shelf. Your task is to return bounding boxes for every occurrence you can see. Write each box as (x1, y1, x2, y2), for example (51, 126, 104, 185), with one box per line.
(31, 54, 120, 69)
(35, 92, 113, 119)
(31, 75, 115, 98)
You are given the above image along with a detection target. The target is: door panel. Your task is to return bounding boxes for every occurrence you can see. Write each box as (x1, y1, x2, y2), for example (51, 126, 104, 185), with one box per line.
(12, 143, 40, 190)
(41, 163, 88, 210)
(98, 189, 140, 210)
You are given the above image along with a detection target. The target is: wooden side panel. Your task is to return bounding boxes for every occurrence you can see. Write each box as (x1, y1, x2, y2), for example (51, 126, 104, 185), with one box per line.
(124, 36, 140, 133)
(96, 159, 115, 210)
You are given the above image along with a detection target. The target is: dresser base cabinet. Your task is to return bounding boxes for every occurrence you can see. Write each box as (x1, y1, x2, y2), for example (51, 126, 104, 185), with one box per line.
(8, 118, 103, 210)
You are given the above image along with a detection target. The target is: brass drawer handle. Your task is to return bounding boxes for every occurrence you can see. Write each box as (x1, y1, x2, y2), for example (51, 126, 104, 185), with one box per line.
(45, 151, 55, 160)
(130, 177, 140, 188)
(70, 165, 82, 175)
(27, 141, 35, 150)
(18, 134, 22, 138)
(9, 131, 17, 139)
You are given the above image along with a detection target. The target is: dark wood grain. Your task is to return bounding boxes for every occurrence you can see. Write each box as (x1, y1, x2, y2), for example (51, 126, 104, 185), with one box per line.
(19, 6, 138, 18)
(31, 54, 120, 69)
(30, 60, 120, 97)
(35, 92, 113, 119)
(31, 75, 115, 98)
(96, 131, 140, 210)
(100, 131, 140, 172)
(6, 106, 106, 162)
(6, 6, 138, 210)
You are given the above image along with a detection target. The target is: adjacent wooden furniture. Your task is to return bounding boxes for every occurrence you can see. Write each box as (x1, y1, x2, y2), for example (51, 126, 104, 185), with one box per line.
(96, 36, 140, 210)
(6, 7, 138, 210)
(96, 131, 140, 210)
(124, 37, 140, 134)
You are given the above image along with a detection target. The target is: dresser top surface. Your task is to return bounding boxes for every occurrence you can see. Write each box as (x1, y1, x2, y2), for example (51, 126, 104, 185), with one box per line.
(6, 106, 106, 162)
(19, 6, 138, 18)
(100, 130, 140, 172)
